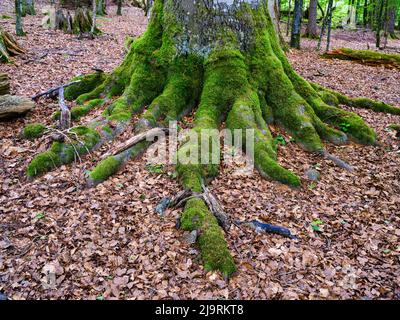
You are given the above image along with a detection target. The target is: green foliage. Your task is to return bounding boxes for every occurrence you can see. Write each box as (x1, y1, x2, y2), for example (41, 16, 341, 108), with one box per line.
(274, 135, 287, 146)
(311, 219, 324, 232)
(146, 163, 164, 174)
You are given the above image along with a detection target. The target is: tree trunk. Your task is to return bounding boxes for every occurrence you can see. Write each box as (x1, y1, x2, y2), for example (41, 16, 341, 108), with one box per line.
(91, 0, 97, 34)
(27, 0, 393, 277)
(15, 0, 25, 36)
(386, 5, 397, 38)
(305, 0, 318, 38)
(290, 0, 303, 48)
(117, 0, 122, 15)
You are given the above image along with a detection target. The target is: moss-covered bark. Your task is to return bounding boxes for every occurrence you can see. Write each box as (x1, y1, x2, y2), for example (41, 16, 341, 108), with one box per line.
(26, 0, 400, 277)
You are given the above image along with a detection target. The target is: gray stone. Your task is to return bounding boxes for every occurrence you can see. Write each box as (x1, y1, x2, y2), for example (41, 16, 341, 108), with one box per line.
(305, 168, 320, 181)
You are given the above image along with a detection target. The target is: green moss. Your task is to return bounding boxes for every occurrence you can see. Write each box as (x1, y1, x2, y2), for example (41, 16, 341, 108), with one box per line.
(181, 198, 236, 277)
(23, 123, 47, 140)
(88, 156, 121, 183)
(227, 91, 301, 187)
(26, 150, 62, 177)
(64, 73, 106, 101)
(318, 91, 339, 107)
(26, 126, 101, 177)
(389, 124, 400, 132)
(247, 6, 324, 152)
(54, 99, 104, 121)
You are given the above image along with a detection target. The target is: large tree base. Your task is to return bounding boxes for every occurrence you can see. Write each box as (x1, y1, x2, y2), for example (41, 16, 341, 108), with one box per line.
(25, 0, 400, 277)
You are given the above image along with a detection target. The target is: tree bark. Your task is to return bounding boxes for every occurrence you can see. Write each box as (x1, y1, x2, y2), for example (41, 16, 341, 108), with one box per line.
(290, 0, 303, 48)
(117, 0, 123, 15)
(305, 0, 318, 38)
(15, 0, 25, 36)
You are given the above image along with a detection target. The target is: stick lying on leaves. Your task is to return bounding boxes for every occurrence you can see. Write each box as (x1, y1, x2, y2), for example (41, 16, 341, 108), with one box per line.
(31, 80, 81, 101)
(155, 186, 297, 239)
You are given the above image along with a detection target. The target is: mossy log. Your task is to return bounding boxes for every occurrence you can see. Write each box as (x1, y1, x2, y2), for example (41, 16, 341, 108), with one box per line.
(0, 73, 10, 96)
(322, 48, 400, 70)
(0, 95, 35, 120)
(0, 28, 25, 62)
(26, 0, 400, 277)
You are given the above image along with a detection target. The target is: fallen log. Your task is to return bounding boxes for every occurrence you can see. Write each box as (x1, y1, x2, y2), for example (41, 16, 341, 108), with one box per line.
(322, 48, 400, 70)
(0, 73, 10, 96)
(0, 95, 35, 120)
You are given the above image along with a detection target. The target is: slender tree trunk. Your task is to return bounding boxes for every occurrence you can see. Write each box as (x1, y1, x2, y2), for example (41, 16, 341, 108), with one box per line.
(386, 4, 396, 37)
(305, 0, 318, 38)
(286, 0, 292, 36)
(117, 0, 122, 16)
(290, 0, 303, 48)
(376, 0, 385, 48)
(317, 0, 333, 50)
(326, 0, 333, 52)
(15, 0, 25, 36)
(363, 0, 368, 27)
(91, 0, 97, 34)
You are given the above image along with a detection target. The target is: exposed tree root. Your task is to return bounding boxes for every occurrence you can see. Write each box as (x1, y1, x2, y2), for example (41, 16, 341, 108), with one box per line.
(310, 82, 400, 116)
(322, 48, 400, 70)
(25, 0, 400, 277)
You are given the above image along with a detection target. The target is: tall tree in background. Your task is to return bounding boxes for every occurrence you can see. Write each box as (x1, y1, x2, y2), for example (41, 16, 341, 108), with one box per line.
(91, 0, 97, 34)
(305, 0, 318, 38)
(386, 0, 398, 38)
(317, 0, 333, 50)
(376, 0, 385, 47)
(15, 0, 25, 36)
(286, 0, 292, 36)
(117, 0, 123, 16)
(290, 0, 303, 48)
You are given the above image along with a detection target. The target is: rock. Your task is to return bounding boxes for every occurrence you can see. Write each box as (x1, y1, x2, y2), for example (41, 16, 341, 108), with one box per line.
(183, 230, 198, 245)
(305, 168, 320, 181)
(0, 95, 35, 120)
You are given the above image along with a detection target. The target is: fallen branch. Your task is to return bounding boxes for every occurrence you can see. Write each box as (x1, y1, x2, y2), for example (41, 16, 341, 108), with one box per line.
(31, 80, 81, 101)
(234, 219, 298, 239)
(322, 151, 354, 172)
(99, 127, 169, 160)
(201, 182, 231, 231)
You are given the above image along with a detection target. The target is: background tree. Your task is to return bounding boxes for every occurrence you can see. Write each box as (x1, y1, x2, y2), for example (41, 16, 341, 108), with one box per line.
(117, 0, 123, 15)
(290, 0, 303, 48)
(305, 0, 318, 38)
(15, 0, 25, 36)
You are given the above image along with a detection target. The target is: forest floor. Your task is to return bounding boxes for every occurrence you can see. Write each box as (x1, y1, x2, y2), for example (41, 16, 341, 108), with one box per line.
(1, 6, 400, 300)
